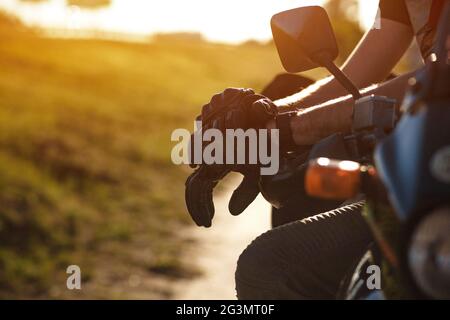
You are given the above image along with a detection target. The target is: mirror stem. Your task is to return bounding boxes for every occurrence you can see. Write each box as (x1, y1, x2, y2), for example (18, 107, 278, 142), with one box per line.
(314, 53, 362, 100)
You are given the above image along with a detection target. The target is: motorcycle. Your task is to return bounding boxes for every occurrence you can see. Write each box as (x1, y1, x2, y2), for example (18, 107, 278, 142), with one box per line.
(261, 5, 450, 299)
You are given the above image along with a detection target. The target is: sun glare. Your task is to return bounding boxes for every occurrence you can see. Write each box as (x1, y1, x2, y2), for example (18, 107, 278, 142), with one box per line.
(0, 0, 379, 43)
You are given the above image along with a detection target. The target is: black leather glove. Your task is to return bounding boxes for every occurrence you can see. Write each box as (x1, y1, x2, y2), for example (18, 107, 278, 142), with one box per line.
(185, 88, 278, 227)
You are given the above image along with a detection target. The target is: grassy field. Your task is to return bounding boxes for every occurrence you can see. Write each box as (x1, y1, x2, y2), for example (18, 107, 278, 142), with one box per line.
(0, 14, 285, 298)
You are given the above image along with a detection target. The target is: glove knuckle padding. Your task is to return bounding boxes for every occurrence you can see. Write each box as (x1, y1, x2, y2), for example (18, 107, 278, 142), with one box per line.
(252, 99, 277, 120)
(200, 89, 277, 135)
(224, 87, 242, 97)
(211, 92, 224, 105)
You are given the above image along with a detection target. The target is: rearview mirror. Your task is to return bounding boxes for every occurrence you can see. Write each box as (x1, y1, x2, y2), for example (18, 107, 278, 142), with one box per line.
(271, 6, 338, 73)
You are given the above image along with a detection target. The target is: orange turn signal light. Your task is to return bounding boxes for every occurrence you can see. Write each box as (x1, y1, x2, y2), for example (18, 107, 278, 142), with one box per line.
(305, 158, 362, 200)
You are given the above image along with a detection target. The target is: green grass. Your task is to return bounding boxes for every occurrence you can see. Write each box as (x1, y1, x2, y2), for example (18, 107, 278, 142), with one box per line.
(0, 14, 284, 298)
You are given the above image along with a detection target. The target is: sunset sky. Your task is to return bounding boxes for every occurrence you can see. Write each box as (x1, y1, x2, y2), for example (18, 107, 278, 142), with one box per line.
(0, 0, 380, 43)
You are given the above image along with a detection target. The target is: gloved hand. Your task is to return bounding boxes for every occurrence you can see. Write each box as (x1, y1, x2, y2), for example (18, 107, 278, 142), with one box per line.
(189, 88, 278, 168)
(185, 88, 279, 227)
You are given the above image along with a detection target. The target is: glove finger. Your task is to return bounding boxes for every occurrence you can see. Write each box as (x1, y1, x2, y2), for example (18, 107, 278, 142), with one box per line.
(196, 167, 229, 226)
(186, 181, 212, 227)
(185, 170, 214, 227)
(228, 174, 260, 216)
(185, 171, 203, 226)
(200, 179, 216, 223)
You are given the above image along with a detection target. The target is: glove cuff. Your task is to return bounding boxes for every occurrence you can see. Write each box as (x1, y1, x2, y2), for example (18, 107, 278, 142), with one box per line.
(276, 112, 297, 153)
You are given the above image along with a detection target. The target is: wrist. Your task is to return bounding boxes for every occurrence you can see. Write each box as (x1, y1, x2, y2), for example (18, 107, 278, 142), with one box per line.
(274, 112, 298, 153)
(291, 112, 312, 146)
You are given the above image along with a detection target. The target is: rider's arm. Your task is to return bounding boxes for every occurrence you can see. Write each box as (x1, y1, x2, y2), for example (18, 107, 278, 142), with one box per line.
(273, 70, 415, 145)
(276, 17, 414, 109)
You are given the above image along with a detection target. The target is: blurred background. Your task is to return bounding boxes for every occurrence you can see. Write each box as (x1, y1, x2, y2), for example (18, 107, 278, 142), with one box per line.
(0, 0, 421, 299)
